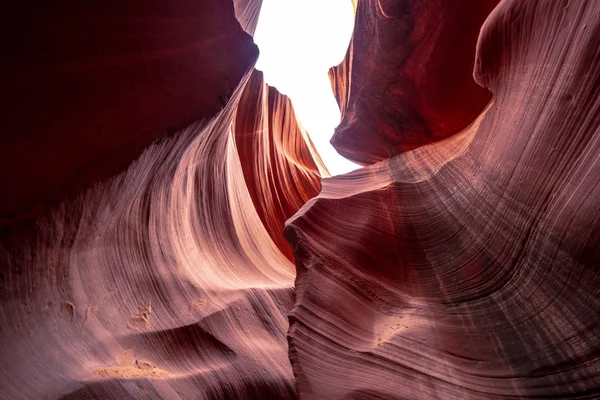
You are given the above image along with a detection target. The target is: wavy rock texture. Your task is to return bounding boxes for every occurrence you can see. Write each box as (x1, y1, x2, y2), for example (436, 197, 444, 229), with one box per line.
(287, 0, 600, 398)
(234, 0, 264, 36)
(234, 70, 326, 261)
(0, 65, 322, 398)
(2, 0, 600, 399)
(0, 0, 257, 226)
(329, 0, 499, 164)
(0, 2, 323, 396)
(0, 67, 312, 398)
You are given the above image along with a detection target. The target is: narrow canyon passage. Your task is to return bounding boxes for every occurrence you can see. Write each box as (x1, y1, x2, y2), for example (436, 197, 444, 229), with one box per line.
(253, 0, 358, 176)
(1, 0, 599, 399)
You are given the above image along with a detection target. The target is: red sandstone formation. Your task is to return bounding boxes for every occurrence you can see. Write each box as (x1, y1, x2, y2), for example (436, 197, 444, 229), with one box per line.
(287, 0, 600, 398)
(329, 0, 499, 164)
(1, 0, 599, 399)
(0, 0, 257, 226)
(234, 0, 264, 36)
(0, 69, 304, 399)
(234, 70, 326, 261)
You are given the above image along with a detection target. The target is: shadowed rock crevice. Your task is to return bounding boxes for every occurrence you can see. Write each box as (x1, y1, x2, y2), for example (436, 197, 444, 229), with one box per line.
(1, 0, 600, 399)
(286, 0, 600, 398)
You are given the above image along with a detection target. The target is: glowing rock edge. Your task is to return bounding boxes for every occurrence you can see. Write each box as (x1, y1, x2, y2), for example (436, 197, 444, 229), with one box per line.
(1, 0, 599, 399)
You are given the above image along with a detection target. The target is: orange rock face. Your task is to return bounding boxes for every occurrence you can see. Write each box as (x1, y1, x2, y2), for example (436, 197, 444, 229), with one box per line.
(1, 0, 600, 399)
(234, 70, 324, 261)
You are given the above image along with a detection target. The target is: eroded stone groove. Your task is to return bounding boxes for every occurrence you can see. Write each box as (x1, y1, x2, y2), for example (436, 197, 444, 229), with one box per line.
(1, 0, 599, 399)
(286, 0, 600, 398)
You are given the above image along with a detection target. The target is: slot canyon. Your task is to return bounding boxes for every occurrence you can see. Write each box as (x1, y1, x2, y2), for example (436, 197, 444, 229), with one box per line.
(1, 0, 599, 399)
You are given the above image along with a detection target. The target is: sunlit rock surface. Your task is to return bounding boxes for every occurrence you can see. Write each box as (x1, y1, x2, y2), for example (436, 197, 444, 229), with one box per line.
(0, 1, 314, 397)
(234, 0, 264, 36)
(0, 66, 310, 398)
(234, 70, 326, 261)
(287, 0, 600, 398)
(1, 0, 600, 399)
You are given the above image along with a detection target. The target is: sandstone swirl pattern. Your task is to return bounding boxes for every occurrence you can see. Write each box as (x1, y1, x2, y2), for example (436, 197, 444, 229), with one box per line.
(286, 0, 600, 398)
(0, 1, 318, 398)
(0, 70, 313, 398)
(1, 0, 600, 399)
(0, 0, 257, 227)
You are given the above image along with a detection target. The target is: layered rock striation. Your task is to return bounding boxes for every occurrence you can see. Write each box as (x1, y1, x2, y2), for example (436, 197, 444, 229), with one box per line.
(1, 1, 317, 398)
(287, 0, 600, 398)
(1, 0, 600, 399)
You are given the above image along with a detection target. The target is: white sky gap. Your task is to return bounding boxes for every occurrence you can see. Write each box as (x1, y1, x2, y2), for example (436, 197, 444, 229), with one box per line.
(253, 0, 359, 175)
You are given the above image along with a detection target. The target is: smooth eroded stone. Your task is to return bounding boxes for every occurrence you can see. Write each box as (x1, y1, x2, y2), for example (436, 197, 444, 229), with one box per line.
(329, 0, 498, 164)
(0, 0, 257, 226)
(287, 0, 600, 398)
(234, 70, 324, 261)
(0, 68, 306, 399)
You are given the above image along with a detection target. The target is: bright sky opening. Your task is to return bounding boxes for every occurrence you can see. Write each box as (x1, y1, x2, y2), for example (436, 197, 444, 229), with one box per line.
(253, 0, 359, 176)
